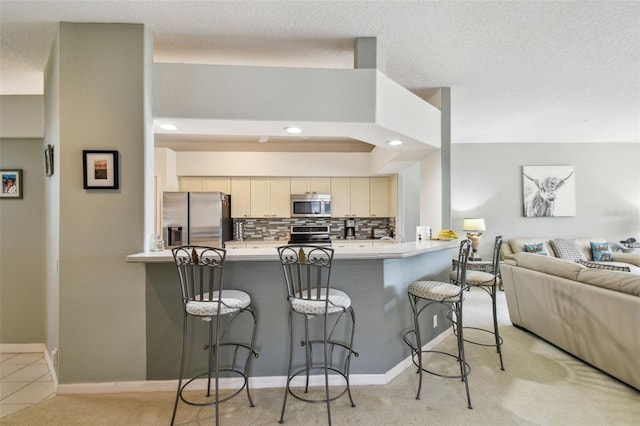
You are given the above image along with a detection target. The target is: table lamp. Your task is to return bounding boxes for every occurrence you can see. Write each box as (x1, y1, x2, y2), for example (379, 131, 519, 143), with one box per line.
(463, 218, 486, 261)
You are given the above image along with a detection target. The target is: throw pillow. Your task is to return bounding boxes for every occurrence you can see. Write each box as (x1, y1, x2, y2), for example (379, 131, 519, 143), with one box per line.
(590, 242, 613, 261)
(578, 260, 630, 272)
(524, 242, 547, 255)
(550, 238, 587, 262)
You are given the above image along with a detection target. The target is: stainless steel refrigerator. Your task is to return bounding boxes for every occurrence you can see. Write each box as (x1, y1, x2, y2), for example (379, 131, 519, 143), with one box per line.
(162, 192, 232, 248)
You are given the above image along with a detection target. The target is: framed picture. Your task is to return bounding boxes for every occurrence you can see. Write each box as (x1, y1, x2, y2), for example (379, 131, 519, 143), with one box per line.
(522, 165, 575, 217)
(45, 144, 54, 176)
(83, 150, 119, 189)
(1, 169, 23, 199)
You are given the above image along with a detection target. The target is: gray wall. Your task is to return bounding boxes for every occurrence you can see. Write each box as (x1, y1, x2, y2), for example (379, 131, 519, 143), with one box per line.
(49, 23, 150, 383)
(0, 139, 46, 343)
(144, 251, 453, 379)
(450, 143, 640, 257)
(398, 162, 421, 241)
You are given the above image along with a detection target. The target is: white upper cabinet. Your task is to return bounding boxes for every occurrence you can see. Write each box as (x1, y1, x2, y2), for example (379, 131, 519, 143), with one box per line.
(290, 177, 331, 194)
(331, 177, 370, 217)
(370, 177, 390, 217)
(250, 178, 291, 218)
(175, 175, 393, 219)
(230, 177, 251, 218)
(350, 178, 370, 217)
(179, 177, 231, 193)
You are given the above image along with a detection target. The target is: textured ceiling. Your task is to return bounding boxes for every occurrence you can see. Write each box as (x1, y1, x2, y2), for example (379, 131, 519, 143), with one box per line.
(1, 0, 638, 144)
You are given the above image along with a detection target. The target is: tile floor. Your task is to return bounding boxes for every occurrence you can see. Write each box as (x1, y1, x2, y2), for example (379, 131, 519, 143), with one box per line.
(0, 352, 56, 418)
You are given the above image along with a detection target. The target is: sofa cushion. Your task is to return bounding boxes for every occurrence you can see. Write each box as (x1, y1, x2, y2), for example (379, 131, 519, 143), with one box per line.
(514, 252, 586, 281)
(612, 253, 640, 268)
(550, 238, 587, 262)
(524, 242, 548, 255)
(507, 239, 553, 257)
(574, 237, 607, 261)
(577, 268, 640, 296)
(590, 241, 613, 261)
(578, 260, 631, 272)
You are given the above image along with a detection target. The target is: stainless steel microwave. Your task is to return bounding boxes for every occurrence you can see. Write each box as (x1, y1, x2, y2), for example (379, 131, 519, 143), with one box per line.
(291, 193, 331, 218)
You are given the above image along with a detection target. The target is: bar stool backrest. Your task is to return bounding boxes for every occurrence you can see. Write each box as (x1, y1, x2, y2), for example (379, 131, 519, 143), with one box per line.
(278, 245, 334, 305)
(452, 240, 472, 288)
(492, 236, 503, 277)
(172, 246, 226, 311)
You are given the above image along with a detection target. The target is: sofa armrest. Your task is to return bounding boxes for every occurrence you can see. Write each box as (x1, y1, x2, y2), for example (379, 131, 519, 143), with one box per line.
(512, 252, 586, 281)
(612, 252, 640, 267)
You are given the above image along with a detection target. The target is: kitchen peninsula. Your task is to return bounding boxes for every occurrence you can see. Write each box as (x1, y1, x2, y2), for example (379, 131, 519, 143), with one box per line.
(127, 240, 458, 385)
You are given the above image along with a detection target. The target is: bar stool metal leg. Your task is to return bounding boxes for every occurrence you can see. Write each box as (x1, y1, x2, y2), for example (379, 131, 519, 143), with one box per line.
(170, 246, 259, 426)
(277, 245, 357, 425)
(451, 235, 505, 370)
(404, 239, 473, 409)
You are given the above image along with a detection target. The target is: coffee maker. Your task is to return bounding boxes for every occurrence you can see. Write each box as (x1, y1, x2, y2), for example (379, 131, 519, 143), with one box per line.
(344, 219, 356, 240)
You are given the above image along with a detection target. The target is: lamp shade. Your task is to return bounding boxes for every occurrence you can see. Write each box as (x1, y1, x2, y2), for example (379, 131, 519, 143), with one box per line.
(463, 218, 486, 232)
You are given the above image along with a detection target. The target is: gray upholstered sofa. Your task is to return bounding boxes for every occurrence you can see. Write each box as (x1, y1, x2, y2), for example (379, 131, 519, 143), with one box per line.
(501, 237, 640, 273)
(501, 246, 640, 390)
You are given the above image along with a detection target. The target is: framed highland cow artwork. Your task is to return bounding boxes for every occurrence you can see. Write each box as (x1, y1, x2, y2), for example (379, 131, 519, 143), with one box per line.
(522, 165, 575, 217)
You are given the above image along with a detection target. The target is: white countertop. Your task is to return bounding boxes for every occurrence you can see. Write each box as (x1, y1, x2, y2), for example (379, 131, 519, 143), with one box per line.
(126, 240, 459, 263)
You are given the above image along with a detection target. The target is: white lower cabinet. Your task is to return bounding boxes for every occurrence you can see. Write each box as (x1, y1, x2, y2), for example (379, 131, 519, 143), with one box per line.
(333, 240, 372, 248)
(225, 241, 283, 249)
(332, 240, 395, 248)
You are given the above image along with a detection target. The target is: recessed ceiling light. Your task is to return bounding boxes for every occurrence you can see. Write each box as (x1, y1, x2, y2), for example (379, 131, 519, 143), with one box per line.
(160, 123, 177, 131)
(285, 126, 302, 134)
(387, 139, 403, 146)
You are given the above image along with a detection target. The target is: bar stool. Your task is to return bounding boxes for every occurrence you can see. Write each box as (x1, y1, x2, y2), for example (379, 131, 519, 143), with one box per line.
(404, 239, 472, 408)
(171, 246, 258, 426)
(450, 235, 505, 370)
(277, 245, 357, 425)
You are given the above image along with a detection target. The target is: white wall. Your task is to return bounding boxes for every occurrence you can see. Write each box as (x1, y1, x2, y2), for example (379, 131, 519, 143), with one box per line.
(450, 142, 640, 257)
(175, 151, 374, 177)
(397, 162, 421, 241)
(44, 29, 61, 362)
(420, 150, 443, 232)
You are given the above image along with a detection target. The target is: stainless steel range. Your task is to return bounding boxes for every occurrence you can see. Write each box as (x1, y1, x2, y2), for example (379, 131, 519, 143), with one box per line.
(288, 225, 332, 246)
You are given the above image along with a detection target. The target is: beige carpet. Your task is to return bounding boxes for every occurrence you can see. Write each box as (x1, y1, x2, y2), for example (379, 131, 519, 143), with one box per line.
(4, 288, 639, 425)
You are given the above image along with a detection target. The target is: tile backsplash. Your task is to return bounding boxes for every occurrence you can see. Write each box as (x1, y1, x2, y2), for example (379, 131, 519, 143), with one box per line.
(234, 217, 394, 241)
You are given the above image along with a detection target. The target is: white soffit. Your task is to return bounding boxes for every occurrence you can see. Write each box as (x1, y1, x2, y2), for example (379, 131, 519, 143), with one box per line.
(152, 63, 441, 152)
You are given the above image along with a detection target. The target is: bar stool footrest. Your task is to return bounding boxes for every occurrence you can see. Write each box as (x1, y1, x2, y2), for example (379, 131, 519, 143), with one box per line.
(455, 326, 504, 347)
(178, 368, 249, 407)
(403, 330, 471, 380)
(286, 366, 351, 404)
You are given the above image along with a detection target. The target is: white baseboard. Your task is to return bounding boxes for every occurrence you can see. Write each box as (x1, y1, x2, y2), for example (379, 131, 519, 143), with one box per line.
(3, 330, 453, 396)
(57, 374, 387, 395)
(56, 328, 453, 395)
(0, 343, 46, 353)
(1, 343, 59, 387)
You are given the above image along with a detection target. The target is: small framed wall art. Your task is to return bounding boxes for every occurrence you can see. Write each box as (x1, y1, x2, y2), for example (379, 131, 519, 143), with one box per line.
(83, 150, 119, 189)
(0, 169, 23, 199)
